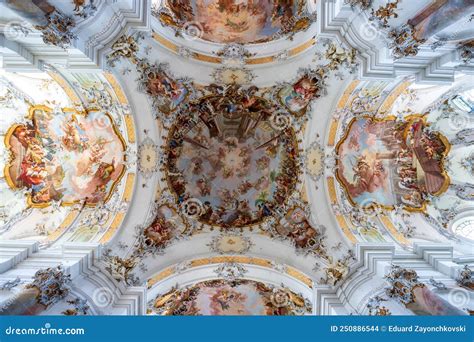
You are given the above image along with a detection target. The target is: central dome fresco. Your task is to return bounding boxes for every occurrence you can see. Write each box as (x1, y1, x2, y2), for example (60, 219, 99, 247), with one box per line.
(166, 85, 299, 228)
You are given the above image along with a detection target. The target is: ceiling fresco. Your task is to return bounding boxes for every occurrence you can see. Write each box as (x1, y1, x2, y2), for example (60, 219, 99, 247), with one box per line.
(326, 76, 474, 249)
(166, 85, 299, 228)
(4, 106, 125, 207)
(137, 61, 190, 115)
(95, 4, 474, 298)
(278, 69, 325, 116)
(409, 0, 474, 42)
(148, 279, 311, 315)
(153, 0, 316, 44)
(335, 115, 450, 211)
(1, 0, 474, 319)
(0, 69, 135, 244)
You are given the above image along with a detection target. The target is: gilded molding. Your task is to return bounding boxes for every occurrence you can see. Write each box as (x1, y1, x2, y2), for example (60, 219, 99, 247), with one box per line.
(152, 32, 316, 66)
(378, 80, 411, 114)
(123, 115, 136, 143)
(104, 73, 129, 105)
(99, 212, 125, 243)
(122, 173, 136, 202)
(47, 210, 80, 242)
(326, 177, 338, 204)
(147, 256, 313, 289)
(379, 215, 409, 245)
(47, 71, 82, 105)
(335, 215, 358, 244)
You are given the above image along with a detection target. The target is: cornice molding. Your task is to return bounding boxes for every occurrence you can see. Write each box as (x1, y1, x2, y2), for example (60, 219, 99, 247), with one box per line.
(81, 0, 151, 69)
(0, 240, 39, 273)
(315, 243, 464, 315)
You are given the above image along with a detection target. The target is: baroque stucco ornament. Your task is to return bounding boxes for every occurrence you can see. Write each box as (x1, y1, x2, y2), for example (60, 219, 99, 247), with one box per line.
(384, 265, 422, 305)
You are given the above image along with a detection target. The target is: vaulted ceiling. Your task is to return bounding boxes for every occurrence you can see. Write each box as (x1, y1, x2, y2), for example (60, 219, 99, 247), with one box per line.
(0, 0, 473, 316)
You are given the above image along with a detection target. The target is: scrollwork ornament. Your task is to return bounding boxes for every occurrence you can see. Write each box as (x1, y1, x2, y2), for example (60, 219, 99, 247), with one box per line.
(458, 40, 474, 64)
(181, 198, 205, 218)
(456, 265, 474, 289)
(35, 10, 77, 49)
(270, 111, 293, 131)
(384, 265, 422, 305)
(368, 0, 400, 28)
(451, 184, 474, 201)
(367, 295, 391, 316)
(215, 44, 256, 66)
(26, 265, 71, 307)
(388, 24, 426, 59)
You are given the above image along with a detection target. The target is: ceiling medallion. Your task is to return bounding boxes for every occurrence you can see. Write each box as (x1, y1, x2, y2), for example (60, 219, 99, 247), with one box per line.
(276, 68, 327, 117)
(4, 105, 126, 208)
(138, 136, 159, 179)
(272, 202, 328, 257)
(136, 61, 192, 118)
(142, 198, 188, 250)
(335, 115, 450, 212)
(210, 66, 256, 85)
(165, 84, 300, 228)
(153, 0, 316, 44)
(305, 140, 325, 182)
(207, 234, 253, 254)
